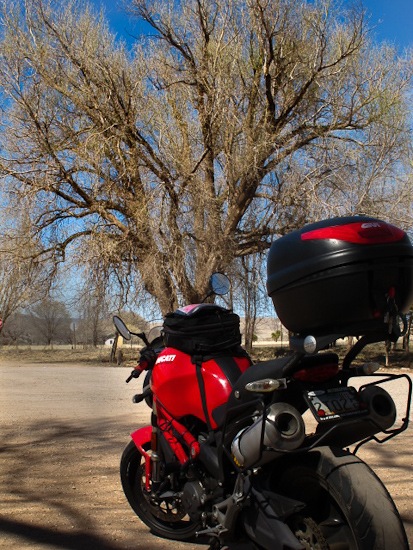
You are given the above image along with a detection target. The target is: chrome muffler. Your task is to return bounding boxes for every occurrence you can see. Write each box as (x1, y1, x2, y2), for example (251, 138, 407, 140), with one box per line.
(231, 403, 305, 468)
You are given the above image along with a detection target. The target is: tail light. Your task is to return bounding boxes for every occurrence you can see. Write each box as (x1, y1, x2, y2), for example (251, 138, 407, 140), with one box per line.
(301, 221, 405, 244)
(293, 363, 339, 383)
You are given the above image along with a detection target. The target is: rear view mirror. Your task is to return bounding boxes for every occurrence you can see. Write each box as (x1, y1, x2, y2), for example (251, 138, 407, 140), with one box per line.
(210, 272, 230, 296)
(113, 315, 131, 341)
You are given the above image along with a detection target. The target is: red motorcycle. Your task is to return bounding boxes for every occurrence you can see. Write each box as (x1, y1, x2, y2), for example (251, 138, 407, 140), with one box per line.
(115, 216, 412, 550)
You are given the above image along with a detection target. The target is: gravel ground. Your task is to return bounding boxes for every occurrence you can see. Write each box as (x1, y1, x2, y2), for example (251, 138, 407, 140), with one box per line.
(0, 362, 412, 549)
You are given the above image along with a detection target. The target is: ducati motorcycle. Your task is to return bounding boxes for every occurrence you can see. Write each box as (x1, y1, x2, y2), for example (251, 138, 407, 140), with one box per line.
(116, 216, 412, 549)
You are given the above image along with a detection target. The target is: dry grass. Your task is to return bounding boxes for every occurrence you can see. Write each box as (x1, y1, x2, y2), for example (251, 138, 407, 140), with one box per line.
(1, 341, 412, 371)
(251, 342, 413, 370)
(0, 345, 114, 365)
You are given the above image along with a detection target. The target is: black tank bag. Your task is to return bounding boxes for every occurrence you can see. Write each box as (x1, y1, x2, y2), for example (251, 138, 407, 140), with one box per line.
(162, 304, 242, 355)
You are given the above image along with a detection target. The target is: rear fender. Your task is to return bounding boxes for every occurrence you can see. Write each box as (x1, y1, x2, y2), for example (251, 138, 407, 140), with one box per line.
(131, 426, 152, 491)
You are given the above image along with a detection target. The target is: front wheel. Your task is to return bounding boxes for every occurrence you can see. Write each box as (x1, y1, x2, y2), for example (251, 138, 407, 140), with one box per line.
(271, 447, 408, 550)
(120, 440, 200, 541)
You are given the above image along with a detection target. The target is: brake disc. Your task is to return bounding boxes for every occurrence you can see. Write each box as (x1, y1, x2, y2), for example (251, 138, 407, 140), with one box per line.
(293, 517, 329, 550)
(140, 473, 187, 522)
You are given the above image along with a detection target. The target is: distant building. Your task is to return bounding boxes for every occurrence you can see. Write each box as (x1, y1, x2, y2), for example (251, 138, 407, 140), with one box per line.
(105, 335, 124, 347)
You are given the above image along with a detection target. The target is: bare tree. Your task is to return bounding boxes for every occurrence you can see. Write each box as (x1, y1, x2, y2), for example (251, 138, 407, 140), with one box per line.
(29, 298, 71, 346)
(233, 254, 268, 353)
(0, 0, 412, 313)
(0, 312, 35, 345)
(0, 204, 52, 333)
(75, 271, 110, 347)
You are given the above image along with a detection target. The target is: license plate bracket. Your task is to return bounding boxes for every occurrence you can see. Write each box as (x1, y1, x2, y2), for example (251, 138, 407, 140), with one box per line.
(305, 386, 367, 422)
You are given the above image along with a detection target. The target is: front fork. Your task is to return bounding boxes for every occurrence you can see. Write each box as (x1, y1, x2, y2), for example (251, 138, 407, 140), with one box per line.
(130, 425, 153, 492)
(130, 408, 164, 491)
(131, 398, 202, 491)
(149, 421, 163, 487)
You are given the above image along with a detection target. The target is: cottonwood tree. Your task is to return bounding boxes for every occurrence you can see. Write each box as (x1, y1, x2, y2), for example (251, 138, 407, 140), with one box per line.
(0, 0, 412, 313)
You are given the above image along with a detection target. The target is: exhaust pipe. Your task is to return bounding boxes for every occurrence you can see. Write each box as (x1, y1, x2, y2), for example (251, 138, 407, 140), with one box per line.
(231, 403, 305, 468)
(316, 385, 397, 448)
(359, 385, 397, 430)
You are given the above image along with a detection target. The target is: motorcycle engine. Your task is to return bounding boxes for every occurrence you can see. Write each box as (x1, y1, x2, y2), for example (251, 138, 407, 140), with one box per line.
(181, 480, 207, 521)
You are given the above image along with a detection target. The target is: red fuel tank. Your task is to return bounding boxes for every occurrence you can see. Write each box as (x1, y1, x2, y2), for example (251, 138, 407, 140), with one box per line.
(151, 347, 251, 430)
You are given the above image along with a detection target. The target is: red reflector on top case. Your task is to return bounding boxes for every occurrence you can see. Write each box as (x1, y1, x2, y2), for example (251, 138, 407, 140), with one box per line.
(301, 222, 405, 244)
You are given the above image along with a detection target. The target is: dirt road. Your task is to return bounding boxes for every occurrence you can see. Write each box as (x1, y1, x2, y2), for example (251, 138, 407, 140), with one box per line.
(0, 362, 412, 549)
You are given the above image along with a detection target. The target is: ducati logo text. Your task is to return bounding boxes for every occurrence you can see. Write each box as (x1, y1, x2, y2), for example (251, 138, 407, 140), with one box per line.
(155, 354, 177, 364)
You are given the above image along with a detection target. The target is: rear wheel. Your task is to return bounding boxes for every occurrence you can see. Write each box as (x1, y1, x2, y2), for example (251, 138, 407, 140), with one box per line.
(120, 440, 200, 541)
(272, 447, 408, 549)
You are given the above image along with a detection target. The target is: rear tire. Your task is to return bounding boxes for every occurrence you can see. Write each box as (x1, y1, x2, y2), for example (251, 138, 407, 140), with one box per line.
(120, 440, 200, 541)
(272, 446, 408, 549)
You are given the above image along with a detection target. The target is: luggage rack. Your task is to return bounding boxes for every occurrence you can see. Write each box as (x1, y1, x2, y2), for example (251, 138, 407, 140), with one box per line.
(351, 372, 412, 453)
(283, 326, 413, 454)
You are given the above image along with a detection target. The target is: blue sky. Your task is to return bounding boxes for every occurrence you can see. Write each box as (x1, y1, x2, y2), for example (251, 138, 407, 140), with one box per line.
(362, 0, 413, 50)
(91, 0, 413, 52)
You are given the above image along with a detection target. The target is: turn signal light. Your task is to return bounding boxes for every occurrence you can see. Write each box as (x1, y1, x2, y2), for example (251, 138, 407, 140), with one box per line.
(245, 378, 287, 393)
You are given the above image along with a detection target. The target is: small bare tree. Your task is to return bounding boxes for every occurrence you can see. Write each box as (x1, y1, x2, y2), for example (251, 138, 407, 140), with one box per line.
(75, 272, 110, 347)
(234, 254, 268, 353)
(0, 204, 52, 333)
(29, 297, 71, 346)
(0, 0, 412, 313)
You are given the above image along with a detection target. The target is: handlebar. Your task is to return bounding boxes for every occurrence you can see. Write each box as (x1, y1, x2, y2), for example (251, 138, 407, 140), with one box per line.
(125, 346, 159, 383)
(126, 368, 143, 383)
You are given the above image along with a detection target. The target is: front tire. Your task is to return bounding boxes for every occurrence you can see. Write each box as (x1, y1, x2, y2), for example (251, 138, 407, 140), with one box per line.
(272, 447, 408, 549)
(120, 440, 200, 541)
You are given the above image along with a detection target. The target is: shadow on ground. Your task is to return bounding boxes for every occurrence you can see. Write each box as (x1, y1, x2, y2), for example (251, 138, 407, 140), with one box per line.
(0, 418, 204, 550)
(0, 414, 411, 548)
(0, 517, 126, 550)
